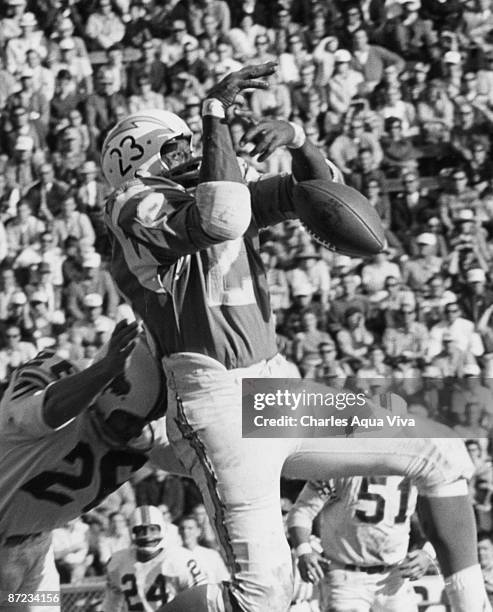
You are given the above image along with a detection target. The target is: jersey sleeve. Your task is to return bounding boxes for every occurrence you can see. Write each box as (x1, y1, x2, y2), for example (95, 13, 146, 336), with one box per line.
(248, 174, 298, 229)
(0, 381, 69, 439)
(287, 480, 336, 530)
(106, 177, 251, 261)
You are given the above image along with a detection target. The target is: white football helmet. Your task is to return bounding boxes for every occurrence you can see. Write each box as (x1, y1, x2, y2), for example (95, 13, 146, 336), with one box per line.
(131, 505, 166, 555)
(101, 109, 193, 189)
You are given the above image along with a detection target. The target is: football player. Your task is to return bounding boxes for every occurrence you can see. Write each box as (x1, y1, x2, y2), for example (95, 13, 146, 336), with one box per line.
(101, 63, 488, 612)
(0, 322, 179, 611)
(288, 477, 428, 612)
(103, 505, 207, 611)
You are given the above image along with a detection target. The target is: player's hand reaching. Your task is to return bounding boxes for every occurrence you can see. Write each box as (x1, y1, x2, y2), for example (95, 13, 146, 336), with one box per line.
(298, 551, 325, 584)
(398, 549, 432, 580)
(207, 62, 277, 109)
(241, 119, 298, 162)
(104, 320, 139, 375)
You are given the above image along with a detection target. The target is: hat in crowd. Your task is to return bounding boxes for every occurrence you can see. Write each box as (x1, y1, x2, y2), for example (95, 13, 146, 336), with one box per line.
(292, 283, 313, 297)
(444, 51, 461, 65)
(414, 62, 430, 73)
(81, 160, 98, 174)
(457, 208, 474, 221)
(20, 67, 34, 79)
(59, 38, 75, 51)
(463, 363, 481, 376)
(31, 290, 48, 303)
(20, 12, 37, 27)
(82, 252, 101, 268)
(11, 292, 27, 305)
(38, 261, 51, 273)
(416, 232, 436, 246)
(466, 268, 486, 283)
(334, 49, 351, 63)
(84, 293, 103, 308)
(14, 135, 34, 151)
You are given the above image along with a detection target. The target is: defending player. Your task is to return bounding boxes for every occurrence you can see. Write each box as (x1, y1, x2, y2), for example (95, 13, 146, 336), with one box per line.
(0, 322, 179, 611)
(101, 63, 488, 612)
(103, 505, 207, 611)
(288, 477, 430, 612)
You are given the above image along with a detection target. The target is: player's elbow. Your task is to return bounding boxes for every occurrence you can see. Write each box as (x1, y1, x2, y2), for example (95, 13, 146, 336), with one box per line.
(196, 181, 251, 241)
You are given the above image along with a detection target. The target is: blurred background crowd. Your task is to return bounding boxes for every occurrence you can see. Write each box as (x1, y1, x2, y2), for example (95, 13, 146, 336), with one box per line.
(2, 0, 493, 606)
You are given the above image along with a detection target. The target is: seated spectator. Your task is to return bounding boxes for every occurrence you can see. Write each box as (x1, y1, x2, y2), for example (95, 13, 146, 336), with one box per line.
(328, 273, 370, 332)
(363, 179, 394, 243)
(287, 246, 330, 305)
(170, 39, 211, 88)
(128, 38, 167, 95)
(3, 135, 38, 192)
(28, 289, 64, 349)
(0, 323, 37, 382)
(52, 194, 95, 250)
(50, 40, 93, 98)
(381, 0, 436, 61)
(314, 339, 352, 384)
(0, 267, 23, 321)
(192, 503, 218, 550)
(428, 301, 484, 358)
(330, 115, 381, 177)
(121, 1, 152, 49)
(336, 306, 374, 363)
(250, 71, 291, 120)
(347, 147, 387, 194)
(419, 273, 457, 327)
(377, 86, 418, 138)
(430, 332, 472, 378)
(84, 0, 125, 51)
(65, 250, 119, 322)
(438, 168, 482, 232)
(24, 48, 55, 102)
(391, 171, 434, 243)
(325, 50, 364, 130)
(24, 163, 69, 222)
(361, 250, 401, 295)
(5, 199, 45, 261)
(53, 518, 91, 584)
(188, 0, 231, 38)
(228, 10, 267, 60)
(70, 292, 115, 346)
(465, 141, 493, 195)
(6, 12, 47, 74)
(214, 40, 243, 76)
(179, 515, 230, 583)
(97, 511, 132, 567)
(450, 102, 491, 162)
(293, 308, 334, 376)
(382, 302, 429, 362)
(401, 232, 443, 292)
(381, 117, 419, 175)
(350, 28, 405, 94)
(402, 61, 430, 105)
(128, 75, 165, 113)
(415, 79, 454, 141)
(451, 363, 493, 425)
(454, 400, 490, 454)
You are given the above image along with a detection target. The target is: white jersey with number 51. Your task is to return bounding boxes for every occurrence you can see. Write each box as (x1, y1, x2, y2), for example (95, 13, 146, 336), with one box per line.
(288, 476, 418, 566)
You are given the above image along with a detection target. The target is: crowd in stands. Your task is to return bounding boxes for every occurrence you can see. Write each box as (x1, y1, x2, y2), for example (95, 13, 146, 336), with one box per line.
(3, 0, 493, 605)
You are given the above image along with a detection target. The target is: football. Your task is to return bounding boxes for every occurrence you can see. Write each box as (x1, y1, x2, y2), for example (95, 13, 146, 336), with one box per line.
(292, 180, 385, 257)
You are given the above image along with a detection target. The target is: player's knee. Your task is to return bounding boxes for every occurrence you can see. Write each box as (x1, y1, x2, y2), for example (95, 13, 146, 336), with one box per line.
(196, 181, 251, 240)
